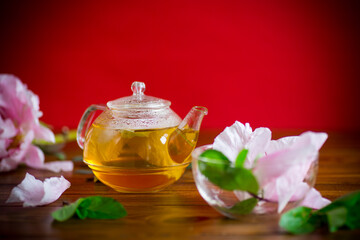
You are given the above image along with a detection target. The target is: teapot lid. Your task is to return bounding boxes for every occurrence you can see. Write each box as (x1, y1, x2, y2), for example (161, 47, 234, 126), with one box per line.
(107, 82, 171, 110)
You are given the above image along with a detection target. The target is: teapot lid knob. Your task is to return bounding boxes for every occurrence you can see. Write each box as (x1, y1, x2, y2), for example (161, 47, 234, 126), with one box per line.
(131, 81, 145, 96)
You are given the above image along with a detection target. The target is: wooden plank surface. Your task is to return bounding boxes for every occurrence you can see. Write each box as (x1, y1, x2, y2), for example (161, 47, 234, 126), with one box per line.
(1, 130, 360, 239)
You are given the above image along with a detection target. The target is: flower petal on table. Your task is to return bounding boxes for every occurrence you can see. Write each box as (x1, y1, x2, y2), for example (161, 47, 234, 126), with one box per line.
(40, 175, 71, 206)
(6, 173, 70, 207)
(6, 173, 45, 207)
(42, 161, 74, 172)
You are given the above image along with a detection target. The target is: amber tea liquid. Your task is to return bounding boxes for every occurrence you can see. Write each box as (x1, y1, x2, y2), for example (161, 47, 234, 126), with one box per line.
(83, 124, 198, 192)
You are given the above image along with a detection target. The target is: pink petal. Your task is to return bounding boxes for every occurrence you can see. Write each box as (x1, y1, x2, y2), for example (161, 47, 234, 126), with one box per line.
(290, 182, 312, 202)
(213, 121, 253, 161)
(254, 132, 325, 187)
(254, 145, 314, 187)
(6, 173, 45, 207)
(266, 136, 298, 154)
(34, 125, 55, 143)
(275, 165, 311, 212)
(0, 74, 27, 124)
(40, 175, 71, 205)
(301, 187, 331, 209)
(0, 116, 17, 139)
(261, 168, 311, 213)
(245, 127, 271, 168)
(306, 131, 328, 151)
(23, 145, 45, 169)
(6, 173, 70, 207)
(0, 130, 35, 172)
(0, 139, 11, 158)
(0, 74, 47, 138)
(213, 121, 271, 166)
(24, 145, 73, 172)
(8, 130, 35, 162)
(42, 161, 74, 172)
(0, 157, 20, 172)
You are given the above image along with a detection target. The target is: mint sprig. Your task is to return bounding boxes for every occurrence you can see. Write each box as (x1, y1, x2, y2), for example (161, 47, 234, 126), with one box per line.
(198, 149, 260, 214)
(52, 196, 127, 222)
(199, 149, 259, 194)
(280, 191, 360, 234)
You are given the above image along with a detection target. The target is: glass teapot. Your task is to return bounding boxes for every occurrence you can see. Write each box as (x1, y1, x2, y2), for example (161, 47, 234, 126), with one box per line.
(77, 82, 207, 192)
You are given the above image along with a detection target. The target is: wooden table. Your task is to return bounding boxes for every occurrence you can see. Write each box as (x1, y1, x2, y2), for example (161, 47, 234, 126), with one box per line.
(1, 130, 360, 239)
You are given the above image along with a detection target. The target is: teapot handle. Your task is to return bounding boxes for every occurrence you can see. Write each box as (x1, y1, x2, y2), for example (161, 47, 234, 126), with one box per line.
(76, 104, 107, 149)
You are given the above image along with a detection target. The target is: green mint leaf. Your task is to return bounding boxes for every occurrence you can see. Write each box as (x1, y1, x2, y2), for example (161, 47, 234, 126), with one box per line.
(77, 196, 127, 219)
(198, 149, 232, 188)
(279, 206, 322, 234)
(345, 198, 360, 230)
(319, 191, 360, 213)
(229, 167, 259, 193)
(198, 159, 232, 189)
(280, 191, 360, 234)
(198, 149, 259, 193)
(199, 149, 230, 164)
(223, 198, 258, 215)
(52, 196, 127, 221)
(235, 149, 248, 168)
(326, 207, 347, 232)
(51, 199, 84, 222)
(318, 191, 360, 231)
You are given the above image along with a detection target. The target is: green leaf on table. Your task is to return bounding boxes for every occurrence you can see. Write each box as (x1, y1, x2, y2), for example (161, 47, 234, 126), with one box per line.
(198, 149, 259, 194)
(52, 196, 127, 222)
(279, 206, 322, 234)
(224, 198, 259, 215)
(318, 190, 360, 231)
(76, 196, 127, 219)
(326, 207, 347, 232)
(235, 149, 248, 168)
(52, 198, 84, 222)
(280, 191, 360, 234)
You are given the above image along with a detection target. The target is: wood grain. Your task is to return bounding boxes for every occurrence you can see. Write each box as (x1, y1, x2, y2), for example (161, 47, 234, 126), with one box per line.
(1, 130, 360, 239)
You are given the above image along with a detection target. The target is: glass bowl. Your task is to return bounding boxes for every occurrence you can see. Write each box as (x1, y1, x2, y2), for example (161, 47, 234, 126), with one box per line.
(191, 145, 318, 218)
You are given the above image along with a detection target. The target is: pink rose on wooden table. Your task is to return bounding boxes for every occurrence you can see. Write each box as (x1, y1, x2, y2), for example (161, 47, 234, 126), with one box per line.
(213, 121, 330, 213)
(0, 74, 73, 172)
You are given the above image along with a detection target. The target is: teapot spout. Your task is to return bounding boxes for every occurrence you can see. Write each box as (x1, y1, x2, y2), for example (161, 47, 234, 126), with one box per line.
(178, 106, 208, 132)
(168, 106, 208, 163)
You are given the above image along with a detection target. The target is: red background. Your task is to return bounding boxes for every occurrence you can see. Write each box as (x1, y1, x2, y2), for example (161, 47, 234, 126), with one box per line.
(1, 0, 359, 131)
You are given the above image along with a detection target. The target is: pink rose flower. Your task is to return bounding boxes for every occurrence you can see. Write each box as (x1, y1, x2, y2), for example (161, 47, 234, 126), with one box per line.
(213, 121, 331, 213)
(0, 74, 73, 172)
